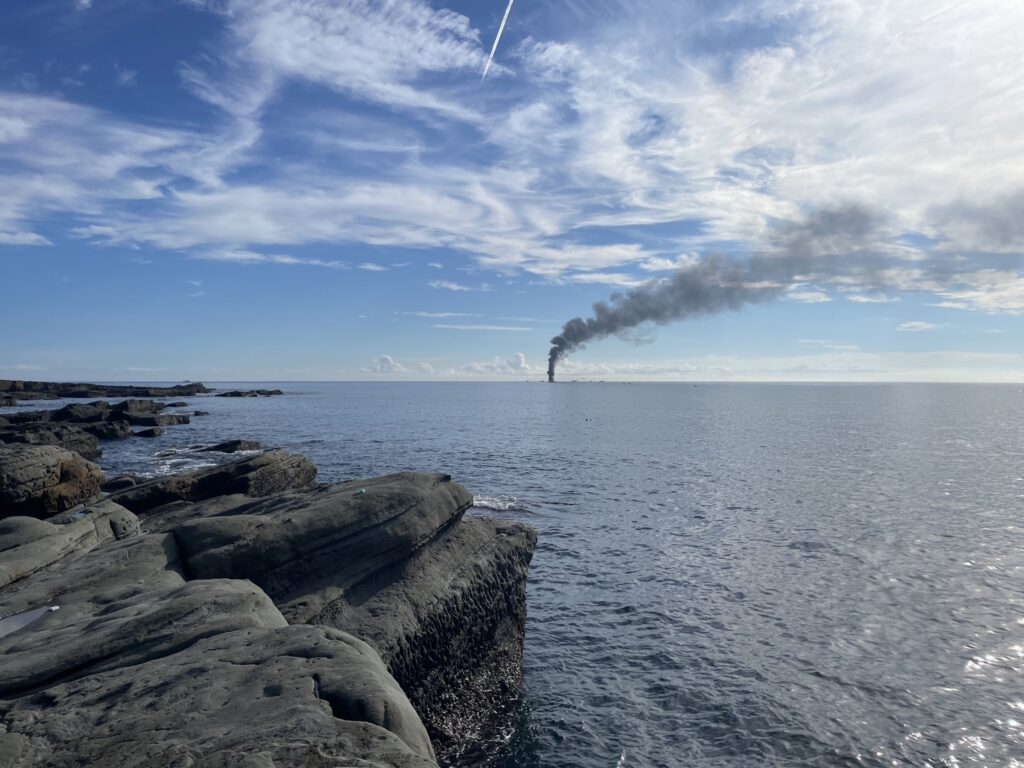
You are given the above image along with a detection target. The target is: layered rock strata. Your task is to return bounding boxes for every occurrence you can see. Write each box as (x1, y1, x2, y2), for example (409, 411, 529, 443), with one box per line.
(0, 443, 536, 767)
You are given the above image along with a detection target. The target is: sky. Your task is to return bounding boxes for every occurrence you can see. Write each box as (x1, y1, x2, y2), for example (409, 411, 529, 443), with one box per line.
(1, 0, 1023, 382)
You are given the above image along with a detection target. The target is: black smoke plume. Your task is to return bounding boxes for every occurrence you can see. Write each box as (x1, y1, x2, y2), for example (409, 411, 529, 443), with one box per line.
(546, 205, 885, 380)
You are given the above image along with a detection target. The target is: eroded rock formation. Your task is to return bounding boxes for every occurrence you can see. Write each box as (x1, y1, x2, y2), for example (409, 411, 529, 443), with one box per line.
(0, 441, 536, 767)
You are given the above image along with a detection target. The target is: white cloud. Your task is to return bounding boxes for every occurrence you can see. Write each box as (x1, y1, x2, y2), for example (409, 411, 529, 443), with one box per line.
(428, 262, 443, 269)
(403, 311, 478, 318)
(434, 324, 530, 331)
(567, 272, 649, 288)
(115, 67, 137, 87)
(186, 0, 486, 120)
(193, 249, 347, 269)
(369, 354, 407, 374)
(847, 293, 900, 304)
(429, 280, 490, 292)
(542, 349, 1024, 382)
(787, 287, 832, 303)
(457, 353, 533, 377)
(898, 321, 936, 332)
(358, 262, 389, 272)
(1, 0, 1023, 324)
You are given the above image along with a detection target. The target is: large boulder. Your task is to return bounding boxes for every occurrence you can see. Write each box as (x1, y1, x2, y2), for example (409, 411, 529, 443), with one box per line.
(171, 473, 471, 602)
(0, 625, 437, 768)
(0, 446, 103, 518)
(81, 419, 132, 440)
(109, 450, 317, 514)
(123, 413, 189, 427)
(0, 499, 139, 590)
(50, 402, 111, 424)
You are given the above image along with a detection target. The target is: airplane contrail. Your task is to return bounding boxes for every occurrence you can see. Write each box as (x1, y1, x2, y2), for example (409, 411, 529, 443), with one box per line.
(482, 0, 515, 81)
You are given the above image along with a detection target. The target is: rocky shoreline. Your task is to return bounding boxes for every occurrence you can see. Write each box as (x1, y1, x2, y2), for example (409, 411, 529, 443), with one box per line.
(0, 383, 536, 767)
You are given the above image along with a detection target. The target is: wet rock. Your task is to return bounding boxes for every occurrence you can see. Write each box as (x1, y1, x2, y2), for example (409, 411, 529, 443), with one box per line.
(166, 401, 189, 407)
(193, 410, 210, 416)
(123, 413, 190, 427)
(50, 402, 111, 424)
(199, 439, 263, 453)
(216, 389, 284, 397)
(81, 419, 132, 440)
(110, 399, 166, 416)
(0, 446, 104, 519)
(134, 427, 164, 438)
(0, 625, 437, 768)
(0, 424, 100, 461)
(0, 398, 15, 408)
(101, 475, 137, 493)
(109, 450, 317, 514)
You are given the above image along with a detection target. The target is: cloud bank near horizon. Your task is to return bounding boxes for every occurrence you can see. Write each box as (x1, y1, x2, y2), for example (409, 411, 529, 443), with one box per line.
(2, 0, 1024, 380)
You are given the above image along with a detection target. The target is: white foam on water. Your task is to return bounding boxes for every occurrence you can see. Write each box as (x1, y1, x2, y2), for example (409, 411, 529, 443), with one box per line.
(473, 494, 529, 513)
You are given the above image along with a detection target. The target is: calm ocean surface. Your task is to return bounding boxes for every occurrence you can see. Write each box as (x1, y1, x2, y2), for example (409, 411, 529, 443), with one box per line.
(17, 382, 1024, 767)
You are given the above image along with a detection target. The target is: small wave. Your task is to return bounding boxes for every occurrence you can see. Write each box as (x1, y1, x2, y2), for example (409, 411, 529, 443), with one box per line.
(473, 495, 530, 513)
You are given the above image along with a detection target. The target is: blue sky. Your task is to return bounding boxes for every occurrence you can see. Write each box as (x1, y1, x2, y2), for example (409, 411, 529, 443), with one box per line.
(2, 0, 1023, 381)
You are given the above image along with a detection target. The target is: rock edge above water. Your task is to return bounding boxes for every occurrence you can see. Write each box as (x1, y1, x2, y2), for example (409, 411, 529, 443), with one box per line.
(0, 441, 536, 768)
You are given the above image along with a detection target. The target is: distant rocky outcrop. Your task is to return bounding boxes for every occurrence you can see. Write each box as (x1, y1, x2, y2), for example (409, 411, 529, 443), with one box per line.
(0, 399, 192, 461)
(0, 380, 211, 404)
(215, 388, 284, 397)
(0, 440, 536, 767)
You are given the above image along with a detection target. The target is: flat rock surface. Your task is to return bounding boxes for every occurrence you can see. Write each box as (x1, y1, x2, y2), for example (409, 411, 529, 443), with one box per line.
(0, 625, 437, 768)
(0, 579, 287, 697)
(0, 532, 186, 619)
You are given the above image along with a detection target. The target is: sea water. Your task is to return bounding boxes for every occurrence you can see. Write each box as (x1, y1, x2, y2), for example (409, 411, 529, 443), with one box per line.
(17, 382, 1024, 768)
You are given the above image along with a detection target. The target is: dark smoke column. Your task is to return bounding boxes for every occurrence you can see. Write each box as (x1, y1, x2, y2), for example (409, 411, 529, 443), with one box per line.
(546, 256, 788, 379)
(544, 205, 886, 377)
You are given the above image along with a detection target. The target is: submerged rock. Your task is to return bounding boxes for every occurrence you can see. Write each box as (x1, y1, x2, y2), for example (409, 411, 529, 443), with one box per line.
(199, 439, 263, 453)
(215, 389, 284, 397)
(0, 446, 104, 519)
